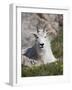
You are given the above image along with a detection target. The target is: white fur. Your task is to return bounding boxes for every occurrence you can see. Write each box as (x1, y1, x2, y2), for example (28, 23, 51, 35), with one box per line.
(33, 28, 57, 64)
(35, 33, 56, 64)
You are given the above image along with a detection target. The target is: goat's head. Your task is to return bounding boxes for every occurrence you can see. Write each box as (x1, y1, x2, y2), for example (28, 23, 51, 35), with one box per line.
(33, 22, 49, 49)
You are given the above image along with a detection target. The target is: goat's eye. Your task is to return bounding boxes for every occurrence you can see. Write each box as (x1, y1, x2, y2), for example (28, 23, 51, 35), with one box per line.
(36, 36, 39, 38)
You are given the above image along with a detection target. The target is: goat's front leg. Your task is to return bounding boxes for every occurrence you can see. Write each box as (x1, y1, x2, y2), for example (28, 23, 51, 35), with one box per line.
(30, 59, 37, 65)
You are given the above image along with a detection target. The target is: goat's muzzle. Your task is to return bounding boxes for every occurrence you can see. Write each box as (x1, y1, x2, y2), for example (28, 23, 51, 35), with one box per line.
(39, 43, 44, 48)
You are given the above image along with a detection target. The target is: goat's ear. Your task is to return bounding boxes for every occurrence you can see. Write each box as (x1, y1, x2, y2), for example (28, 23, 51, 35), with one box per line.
(33, 34, 38, 38)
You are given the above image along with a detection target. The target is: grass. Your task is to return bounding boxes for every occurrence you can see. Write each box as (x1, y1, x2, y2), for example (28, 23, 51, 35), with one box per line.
(22, 60, 63, 77)
(21, 26, 63, 77)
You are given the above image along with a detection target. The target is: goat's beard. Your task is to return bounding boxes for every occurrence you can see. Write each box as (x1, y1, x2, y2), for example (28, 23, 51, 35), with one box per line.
(36, 44, 46, 56)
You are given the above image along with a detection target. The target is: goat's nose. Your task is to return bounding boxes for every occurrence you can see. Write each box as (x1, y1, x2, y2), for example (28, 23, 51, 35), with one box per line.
(40, 43, 44, 46)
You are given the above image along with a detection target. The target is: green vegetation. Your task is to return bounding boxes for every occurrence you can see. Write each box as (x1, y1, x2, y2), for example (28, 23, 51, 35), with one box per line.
(51, 28, 63, 59)
(22, 60, 63, 77)
(22, 27, 63, 77)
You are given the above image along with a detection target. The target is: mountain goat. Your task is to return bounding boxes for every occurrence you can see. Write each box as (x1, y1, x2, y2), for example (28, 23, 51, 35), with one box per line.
(22, 18, 57, 66)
